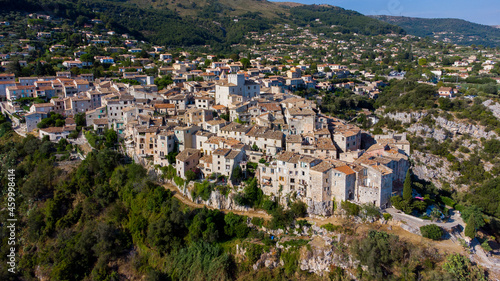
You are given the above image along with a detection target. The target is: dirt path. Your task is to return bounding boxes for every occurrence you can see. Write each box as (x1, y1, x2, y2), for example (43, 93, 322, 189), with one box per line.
(162, 183, 271, 219)
(161, 182, 486, 265)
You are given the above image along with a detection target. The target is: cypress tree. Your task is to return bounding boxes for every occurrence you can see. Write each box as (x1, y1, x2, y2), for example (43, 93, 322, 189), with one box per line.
(403, 170, 412, 200)
(465, 220, 477, 239)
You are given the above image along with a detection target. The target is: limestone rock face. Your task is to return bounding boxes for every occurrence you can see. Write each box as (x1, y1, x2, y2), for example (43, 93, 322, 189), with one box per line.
(483, 100, 500, 120)
(385, 111, 498, 140)
(307, 200, 333, 216)
(177, 181, 251, 212)
(385, 112, 428, 124)
(412, 150, 461, 189)
(298, 237, 354, 277)
(253, 251, 281, 271)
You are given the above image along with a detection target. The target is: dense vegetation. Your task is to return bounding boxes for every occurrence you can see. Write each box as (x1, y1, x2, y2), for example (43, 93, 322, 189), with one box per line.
(372, 15, 500, 47)
(0, 125, 264, 280)
(287, 5, 404, 36)
(0, 0, 404, 50)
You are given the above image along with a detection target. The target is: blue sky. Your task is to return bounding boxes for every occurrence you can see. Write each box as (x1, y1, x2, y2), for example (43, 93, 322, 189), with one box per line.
(272, 0, 500, 25)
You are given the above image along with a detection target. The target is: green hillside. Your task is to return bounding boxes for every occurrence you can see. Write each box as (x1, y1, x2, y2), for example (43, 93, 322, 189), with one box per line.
(371, 15, 500, 47)
(0, 0, 403, 49)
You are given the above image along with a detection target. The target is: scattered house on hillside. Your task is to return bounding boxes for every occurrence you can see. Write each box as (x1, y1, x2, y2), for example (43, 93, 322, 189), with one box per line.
(438, 87, 455, 98)
(39, 126, 71, 141)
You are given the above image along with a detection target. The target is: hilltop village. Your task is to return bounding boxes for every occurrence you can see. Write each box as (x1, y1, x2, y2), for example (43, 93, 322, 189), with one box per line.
(1, 12, 500, 215)
(2, 5, 500, 281)
(1, 66, 410, 214)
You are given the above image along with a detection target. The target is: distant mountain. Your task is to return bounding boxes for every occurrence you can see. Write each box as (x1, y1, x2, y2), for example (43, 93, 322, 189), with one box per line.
(0, 0, 403, 48)
(370, 15, 500, 47)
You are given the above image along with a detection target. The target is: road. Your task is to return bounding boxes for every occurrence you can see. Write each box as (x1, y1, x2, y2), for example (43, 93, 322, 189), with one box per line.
(384, 207, 464, 230)
(386, 207, 500, 276)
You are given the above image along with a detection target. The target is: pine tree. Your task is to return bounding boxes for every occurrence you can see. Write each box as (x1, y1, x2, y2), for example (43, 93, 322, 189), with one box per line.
(403, 170, 412, 200)
(465, 220, 477, 239)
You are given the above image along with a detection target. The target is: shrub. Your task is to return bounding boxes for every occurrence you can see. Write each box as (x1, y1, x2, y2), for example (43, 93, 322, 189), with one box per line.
(341, 201, 360, 216)
(246, 243, 263, 264)
(192, 181, 213, 201)
(321, 223, 341, 232)
(296, 219, 311, 229)
(258, 158, 266, 164)
(290, 201, 308, 218)
(455, 204, 465, 213)
(174, 176, 185, 187)
(160, 165, 176, 180)
(280, 239, 309, 248)
(442, 254, 486, 280)
(216, 185, 231, 197)
(185, 169, 198, 182)
(251, 217, 264, 227)
(440, 196, 456, 208)
(391, 195, 413, 214)
(361, 204, 381, 218)
(383, 213, 392, 221)
(420, 224, 443, 240)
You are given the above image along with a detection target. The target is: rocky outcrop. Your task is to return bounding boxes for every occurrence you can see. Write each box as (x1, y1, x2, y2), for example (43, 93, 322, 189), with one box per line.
(385, 111, 428, 123)
(483, 100, 500, 120)
(298, 234, 355, 277)
(183, 183, 251, 212)
(307, 200, 334, 216)
(386, 111, 498, 140)
(412, 150, 461, 188)
(253, 251, 282, 270)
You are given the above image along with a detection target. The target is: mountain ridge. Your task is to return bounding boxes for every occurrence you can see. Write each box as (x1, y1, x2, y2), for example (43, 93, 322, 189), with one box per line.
(0, 0, 404, 48)
(370, 15, 500, 47)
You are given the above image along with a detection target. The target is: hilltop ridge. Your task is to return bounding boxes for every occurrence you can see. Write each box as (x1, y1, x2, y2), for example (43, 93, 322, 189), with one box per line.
(371, 15, 500, 47)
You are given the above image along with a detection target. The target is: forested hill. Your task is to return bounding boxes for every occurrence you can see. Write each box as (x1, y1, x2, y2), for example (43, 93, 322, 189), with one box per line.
(0, 0, 403, 49)
(371, 15, 500, 47)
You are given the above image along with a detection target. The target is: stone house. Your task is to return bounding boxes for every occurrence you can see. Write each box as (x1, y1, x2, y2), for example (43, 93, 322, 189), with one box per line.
(176, 148, 201, 179)
(211, 148, 245, 179)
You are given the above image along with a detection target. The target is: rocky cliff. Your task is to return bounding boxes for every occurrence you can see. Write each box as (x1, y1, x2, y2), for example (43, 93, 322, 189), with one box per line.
(385, 111, 498, 141)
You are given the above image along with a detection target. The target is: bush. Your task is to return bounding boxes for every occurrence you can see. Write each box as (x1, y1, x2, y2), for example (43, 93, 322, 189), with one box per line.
(383, 213, 392, 221)
(440, 196, 456, 208)
(321, 223, 341, 232)
(251, 217, 264, 227)
(280, 239, 309, 248)
(455, 204, 465, 213)
(391, 195, 413, 214)
(192, 181, 213, 201)
(420, 224, 443, 240)
(246, 243, 263, 264)
(290, 201, 307, 218)
(341, 201, 360, 216)
(160, 165, 176, 180)
(174, 176, 184, 187)
(361, 204, 380, 218)
(185, 169, 198, 182)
